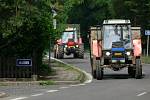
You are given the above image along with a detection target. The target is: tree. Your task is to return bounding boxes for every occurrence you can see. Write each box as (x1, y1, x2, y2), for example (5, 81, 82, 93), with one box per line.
(67, 0, 111, 47)
(111, 0, 150, 49)
(0, 0, 54, 75)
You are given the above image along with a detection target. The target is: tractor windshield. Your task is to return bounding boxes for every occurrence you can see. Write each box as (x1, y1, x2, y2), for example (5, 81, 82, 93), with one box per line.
(103, 25, 132, 49)
(62, 31, 77, 43)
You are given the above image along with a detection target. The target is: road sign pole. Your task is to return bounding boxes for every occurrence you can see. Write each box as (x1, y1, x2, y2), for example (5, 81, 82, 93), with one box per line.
(145, 30, 150, 56)
(147, 35, 149, 56)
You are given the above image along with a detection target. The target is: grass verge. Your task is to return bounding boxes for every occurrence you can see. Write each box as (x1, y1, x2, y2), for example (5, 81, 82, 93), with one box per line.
(39, 59, 86, 85)
(39, 80, 56, 86)
(142, 56, 150, 64)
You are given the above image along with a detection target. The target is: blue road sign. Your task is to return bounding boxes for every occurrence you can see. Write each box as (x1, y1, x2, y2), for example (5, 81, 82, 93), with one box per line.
(145, 30, 150, 35)
(16, 59, 32, 66)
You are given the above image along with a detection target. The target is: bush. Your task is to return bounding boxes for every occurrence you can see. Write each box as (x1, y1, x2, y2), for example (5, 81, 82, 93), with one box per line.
(142, 56, 150, 64)
(39, 64, 56, 76)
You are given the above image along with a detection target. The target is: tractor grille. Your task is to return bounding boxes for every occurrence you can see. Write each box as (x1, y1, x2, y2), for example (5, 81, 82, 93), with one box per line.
(111, 48, 125, 63)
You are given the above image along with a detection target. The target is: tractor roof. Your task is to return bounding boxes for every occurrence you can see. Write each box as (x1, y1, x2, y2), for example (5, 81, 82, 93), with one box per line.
(90, 26, 101, 30)
(131, 27, 141, 30)
(103, 19, 131, 25)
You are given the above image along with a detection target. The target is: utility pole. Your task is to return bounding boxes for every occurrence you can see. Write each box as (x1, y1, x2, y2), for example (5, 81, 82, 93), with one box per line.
(48, 8, 57, 69)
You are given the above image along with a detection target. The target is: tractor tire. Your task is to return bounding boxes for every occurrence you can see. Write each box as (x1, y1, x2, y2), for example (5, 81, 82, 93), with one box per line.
(78, 44, 84, 59)
(73, 53, 78, 58)
(128, 67, 135, 78)
(91, 58, 96, 79)
(92, 70, 96, 79)
(57, 45, 64, 59)
(54, 45, 57, 58)
(135, 59, 142, 79)
(96, 60, 103, 80)
(54, 50, 56, 58)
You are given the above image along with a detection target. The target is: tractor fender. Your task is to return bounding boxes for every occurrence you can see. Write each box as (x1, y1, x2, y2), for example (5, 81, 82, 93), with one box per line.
(133, 39, 142, 57)
(92, 40, 102, 57)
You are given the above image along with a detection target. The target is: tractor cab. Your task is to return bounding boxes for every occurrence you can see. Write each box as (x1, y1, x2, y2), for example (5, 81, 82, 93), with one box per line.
(102, 20, 132, 65)
(62, 30, 77, 44)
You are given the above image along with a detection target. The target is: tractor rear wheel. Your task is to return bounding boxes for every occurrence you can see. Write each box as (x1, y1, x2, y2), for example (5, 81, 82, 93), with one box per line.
(135, 59, 142, 79)
(58, 45, 64, 59)
(78, 44, 84, 59)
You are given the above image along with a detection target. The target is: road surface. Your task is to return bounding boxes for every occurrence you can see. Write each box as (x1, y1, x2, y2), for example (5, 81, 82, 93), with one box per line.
(2, 53, 150, 100)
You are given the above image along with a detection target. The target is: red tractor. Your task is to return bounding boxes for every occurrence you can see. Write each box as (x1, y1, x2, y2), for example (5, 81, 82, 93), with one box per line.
(54, 24, 84, 59)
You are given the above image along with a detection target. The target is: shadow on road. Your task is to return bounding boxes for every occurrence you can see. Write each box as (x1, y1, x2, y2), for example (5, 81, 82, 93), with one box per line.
(101, 73, 145, 80)
(103, 74, 131, 79)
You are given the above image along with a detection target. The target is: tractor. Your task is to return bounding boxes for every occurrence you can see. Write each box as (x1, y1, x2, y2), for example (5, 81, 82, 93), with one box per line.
(89, 19, 142, 80)
(54, 24, 84, 59)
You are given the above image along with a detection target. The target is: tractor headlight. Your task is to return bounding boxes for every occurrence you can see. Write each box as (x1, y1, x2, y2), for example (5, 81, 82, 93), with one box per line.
(126, 52, 131, 56)
(65, 45, 67, 48)
(106, 52, 110, 56)
(76, 45, 79, 47)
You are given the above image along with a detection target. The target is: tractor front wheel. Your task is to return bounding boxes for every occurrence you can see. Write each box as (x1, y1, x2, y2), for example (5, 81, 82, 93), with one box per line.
(96, 60, 103, 80)
(135, 59, 142, 79)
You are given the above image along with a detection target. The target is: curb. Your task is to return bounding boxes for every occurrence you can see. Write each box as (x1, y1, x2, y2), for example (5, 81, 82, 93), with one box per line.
(143, 63, 150, 66)
(0, 92, 7, 98)
(0, 81, 80, 86)
(51, 57, 93, 84)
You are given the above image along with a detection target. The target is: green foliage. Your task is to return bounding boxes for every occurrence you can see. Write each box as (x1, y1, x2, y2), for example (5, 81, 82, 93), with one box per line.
(0, 0, 83, 75)
(111, 0, 150, 49)
(142, 56, 150, 64)
(51, 0, 83, 37)
(0, 0, 54, 74)
(0, 0, 53, 55)
(39, 64, 56, 76)
(67, 0, 111, 47)
(112, 0, 150, 27)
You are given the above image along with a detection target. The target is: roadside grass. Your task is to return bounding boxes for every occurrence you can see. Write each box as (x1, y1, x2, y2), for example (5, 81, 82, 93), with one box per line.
(39, 59, 85, 85)
(142, 56, 150, 64)
(50, 59, 85, 82)
(54, 60, 86, 82)
(39, 63, 56, 76)
(0, 83, 8, 86)
(39, 80, 56, 86)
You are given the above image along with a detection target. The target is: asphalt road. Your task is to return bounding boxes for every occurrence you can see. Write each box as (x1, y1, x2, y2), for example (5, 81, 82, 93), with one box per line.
(2, 53, 150, 100)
